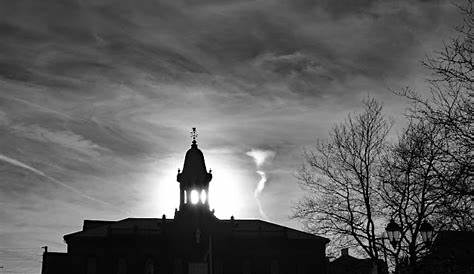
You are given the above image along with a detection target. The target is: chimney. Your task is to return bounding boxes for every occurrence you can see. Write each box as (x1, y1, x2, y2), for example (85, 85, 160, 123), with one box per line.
(341, 248, 349, 257)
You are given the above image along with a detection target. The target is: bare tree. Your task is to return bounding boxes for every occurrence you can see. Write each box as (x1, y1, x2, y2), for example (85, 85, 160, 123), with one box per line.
(379, 120, 472, 273)
(293, 98, 391, 260)
(424, 0, 473, 86)
(400, 0, 473, 202)
(294, 3, 472, 272)
(379, 2, 474, 272)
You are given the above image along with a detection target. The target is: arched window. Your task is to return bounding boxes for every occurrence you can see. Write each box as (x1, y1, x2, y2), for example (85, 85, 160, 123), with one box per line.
(200, 190, 207, 204)
(145, 259, 154, 274)
(86, 257, 96, 274)
(117, 258, 127, 274)
(190, 189, 199, 204)
(270, 260, 279, 274)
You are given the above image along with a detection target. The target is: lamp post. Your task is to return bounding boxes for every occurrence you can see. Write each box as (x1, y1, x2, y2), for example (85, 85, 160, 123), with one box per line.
(419, 221, 434, 246)
(384, 219, 435, 274)
(385, 219, 402, 274)
(385, 219, 402, 249)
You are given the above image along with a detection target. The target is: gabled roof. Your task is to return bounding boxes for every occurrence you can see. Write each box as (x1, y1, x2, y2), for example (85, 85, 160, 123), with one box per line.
(331, 254, 373, 264)
(64, 218, 170, 241)
(64, 217, 329, 243)
(329, 251, 388, 274)
(220, 219, 329, 242)
(83, 220, 115, 230)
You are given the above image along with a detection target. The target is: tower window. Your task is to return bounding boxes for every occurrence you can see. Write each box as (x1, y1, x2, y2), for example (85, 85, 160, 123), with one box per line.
(184, 191, 187, 204)
(200, 190, 207, 204)
(190, 190, 199, 204)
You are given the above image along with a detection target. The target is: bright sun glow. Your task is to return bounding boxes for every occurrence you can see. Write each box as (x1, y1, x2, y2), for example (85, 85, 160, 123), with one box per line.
(190, 190, 199, 204)
(200, 190, 207, 204)
(207, 162, 246, 218)
(148, 152, 248, 219)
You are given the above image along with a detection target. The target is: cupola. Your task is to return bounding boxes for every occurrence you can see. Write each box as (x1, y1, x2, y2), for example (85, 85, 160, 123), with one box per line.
(177, 128, 212, 211)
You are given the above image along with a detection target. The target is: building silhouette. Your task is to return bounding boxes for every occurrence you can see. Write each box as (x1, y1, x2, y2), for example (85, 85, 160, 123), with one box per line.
(328, 248, 388, 274)
(416, 231, 474, 274)
(41, 129, 329, 274)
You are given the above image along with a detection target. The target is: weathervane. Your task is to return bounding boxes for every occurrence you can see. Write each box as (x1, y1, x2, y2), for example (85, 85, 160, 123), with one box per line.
(190, 127, 198, 144)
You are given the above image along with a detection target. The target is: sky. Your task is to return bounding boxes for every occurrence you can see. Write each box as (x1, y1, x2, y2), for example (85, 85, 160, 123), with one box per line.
(0, 0, 463, 273)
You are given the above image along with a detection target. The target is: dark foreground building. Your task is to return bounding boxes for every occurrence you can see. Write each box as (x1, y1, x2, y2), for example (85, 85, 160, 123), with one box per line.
(417, 231, 474, 274)
(42, 130, 329, 274)
(328, 248, 388, 274)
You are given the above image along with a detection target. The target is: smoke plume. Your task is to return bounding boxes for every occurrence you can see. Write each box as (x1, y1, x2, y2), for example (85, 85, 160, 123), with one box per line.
(246, 149, 276, 219)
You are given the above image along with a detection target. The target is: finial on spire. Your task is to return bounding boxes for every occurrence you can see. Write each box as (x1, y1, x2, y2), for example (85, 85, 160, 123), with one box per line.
(190, 127, 198, 145)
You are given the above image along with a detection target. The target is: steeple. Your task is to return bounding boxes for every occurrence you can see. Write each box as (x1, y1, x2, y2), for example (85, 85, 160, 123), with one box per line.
(177, 128, 212, 213)
(191, 127, 198, 146)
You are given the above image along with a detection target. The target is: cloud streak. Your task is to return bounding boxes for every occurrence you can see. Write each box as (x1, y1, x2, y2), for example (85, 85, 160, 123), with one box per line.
(10, 124, 107, 157)
(0, 154, 125, 213)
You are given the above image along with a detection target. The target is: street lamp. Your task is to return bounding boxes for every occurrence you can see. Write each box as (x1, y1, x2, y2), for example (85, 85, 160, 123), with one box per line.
(385, 219, 401, 248)
(384, 219, 434, 274)
(419, 220, 434, 246)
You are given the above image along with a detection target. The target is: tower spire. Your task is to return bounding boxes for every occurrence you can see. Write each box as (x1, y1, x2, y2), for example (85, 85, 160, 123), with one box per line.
(190, 127, 198, 146)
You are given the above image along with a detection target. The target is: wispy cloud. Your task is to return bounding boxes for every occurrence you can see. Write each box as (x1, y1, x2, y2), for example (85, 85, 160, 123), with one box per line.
(9, 124, 106, 157)
(0, 154, 125, 213)
(0, 154, 48, 177)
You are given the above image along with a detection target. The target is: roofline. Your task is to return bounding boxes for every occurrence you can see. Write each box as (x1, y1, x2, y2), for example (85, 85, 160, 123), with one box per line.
(63, 217, 330, 243)
(64, 219, 115, 241)
(222, 218, 330, 243)
(44, 252, 68, 255)
(63, 218, 170, 241)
